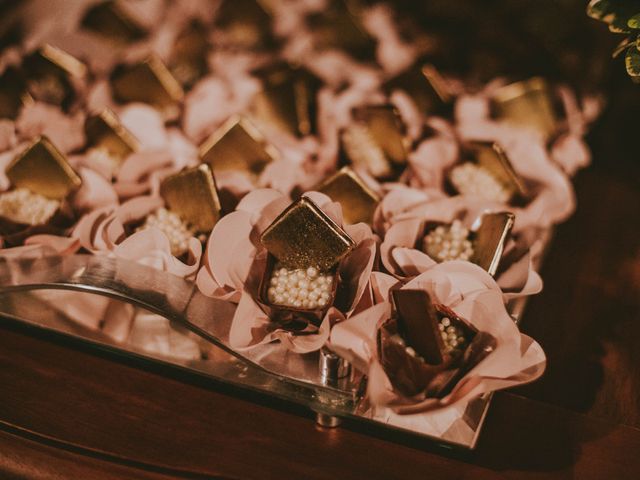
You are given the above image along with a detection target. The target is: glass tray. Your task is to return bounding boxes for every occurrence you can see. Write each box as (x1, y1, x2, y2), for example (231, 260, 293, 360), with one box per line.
(0, 254, 535, 449)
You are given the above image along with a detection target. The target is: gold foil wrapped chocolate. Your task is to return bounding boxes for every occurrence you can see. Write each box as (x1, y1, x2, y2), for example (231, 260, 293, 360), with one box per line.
(307, 0, 376, 60)
(6, 136, 81, 200)
(471, 212, 515, 276)
(22, 44, 87, 108)
(258, 196, 354, 328)
(110, 55, 184, 114)
(199, 116, 278, 178)
(249, 64, 321, 137)
(260, 196, 355, 271)
(85, 109, 139, 165)
(381, 290, 488, 397)
(0, 67, 32, 119)
(214, 0, 276, 50)
(315, 167, 380, 226)
(491, 77, 558, 139)
(384, 63, 452, 115)
(169, 20, 210, 88)
(81, 0, 147, 44)
(159, 164, 222, 234)
(340, 105, 409, 180)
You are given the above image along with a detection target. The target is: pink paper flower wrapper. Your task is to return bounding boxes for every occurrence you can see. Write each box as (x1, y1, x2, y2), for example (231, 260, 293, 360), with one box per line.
(197, 188, 378, 353)
(378, 190, 542, 300)
(330, 261, 546, 417)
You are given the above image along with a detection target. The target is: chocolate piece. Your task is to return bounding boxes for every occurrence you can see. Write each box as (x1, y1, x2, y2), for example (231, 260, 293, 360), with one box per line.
(249, 64, 321, 137)
(214, 0, 276, 50)
(471, 211, 515, 276)
(384, 62, 452, 115)
(469, 141, 527, 200)
(159, 164, 222, 233)
(260, 196, 355, 271)
(6, 136, 81, 200)
(84, 109, 139, 163)
(199, 116, 278, 178)
(81, 0, 147, 44)
(491, 77, 558, 139)
(392, 289, 444, 365)
(315, 167, 380, 226)
(110, 55, 184, 112)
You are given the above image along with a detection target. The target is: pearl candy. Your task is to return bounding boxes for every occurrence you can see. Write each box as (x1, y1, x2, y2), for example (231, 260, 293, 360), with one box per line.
(139, 207, 195, 257)
(267, 263, 334, 310)
(0, 188, 60, 225)
(423, 219, 474, 262)
(438, 317, 466, 354)
(449, 162, 511, 203)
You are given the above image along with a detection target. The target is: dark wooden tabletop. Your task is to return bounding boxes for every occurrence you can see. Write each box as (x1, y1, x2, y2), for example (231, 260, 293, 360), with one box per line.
(1, 30, 640, 480)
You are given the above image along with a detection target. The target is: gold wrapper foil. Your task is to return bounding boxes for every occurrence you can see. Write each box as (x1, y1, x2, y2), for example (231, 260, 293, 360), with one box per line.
(471, 211, 515, 276)
(0, 67, 32, 119)
(159, 164, 222, 233)
(81, 0, 147, 44)
(392, 289, 444, 365)
(111, 56, 184, 111)
(24, 44, 87, 80)
(249, 64, 320, 137)
(384, 63, 452, 115)
(352, 105, 408, 166)
(199, 116, 277, 177)
(469, 141, 527, 199)
(6, 136, 81, 200)
(214, 0, 276, 50)
(307, 0, 375, 60)
(169, 20, 209, 88)
(315, 167, 380, 225)
(260, 196, 355, 271)
(491, 77, 558, 139)
(85, 109, 139, 162)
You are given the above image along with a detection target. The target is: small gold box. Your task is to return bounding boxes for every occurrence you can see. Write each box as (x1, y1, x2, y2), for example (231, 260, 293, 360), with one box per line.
(352, 105, 408, 166)
(307, 0, 376, 60)
(111, 55, 184, 112)
(0, 67, 32, 119)
(22, 44, 87, 108)
(169, 20, 210, 88)
(315, 167, 380, 226)
(85, 109, 139, 162)
(491, 77, 558, 139)
(340, 104, 409, 180)
(260, 196, 355, 271)
(199, 116, 278, 178)
(6, 136, 82, 200)
(159, 164, 222, 233)
(469, 141, 527, 200)
(214, 0, 276, 50)
(384, 63, 452, 115)
(81, 0, 147, 44)
(249, 64, 321, 137)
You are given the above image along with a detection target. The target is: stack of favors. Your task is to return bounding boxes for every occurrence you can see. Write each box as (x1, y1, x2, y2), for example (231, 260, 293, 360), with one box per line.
(0, 0, 602, 423)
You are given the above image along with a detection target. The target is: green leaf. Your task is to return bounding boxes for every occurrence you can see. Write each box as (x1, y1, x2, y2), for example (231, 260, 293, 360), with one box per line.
(625, 48, 640, 77)
(629, 13, 640, 28)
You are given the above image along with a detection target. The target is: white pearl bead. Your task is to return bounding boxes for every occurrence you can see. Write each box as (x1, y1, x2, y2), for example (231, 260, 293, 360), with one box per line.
(306, 267, 318, 278)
